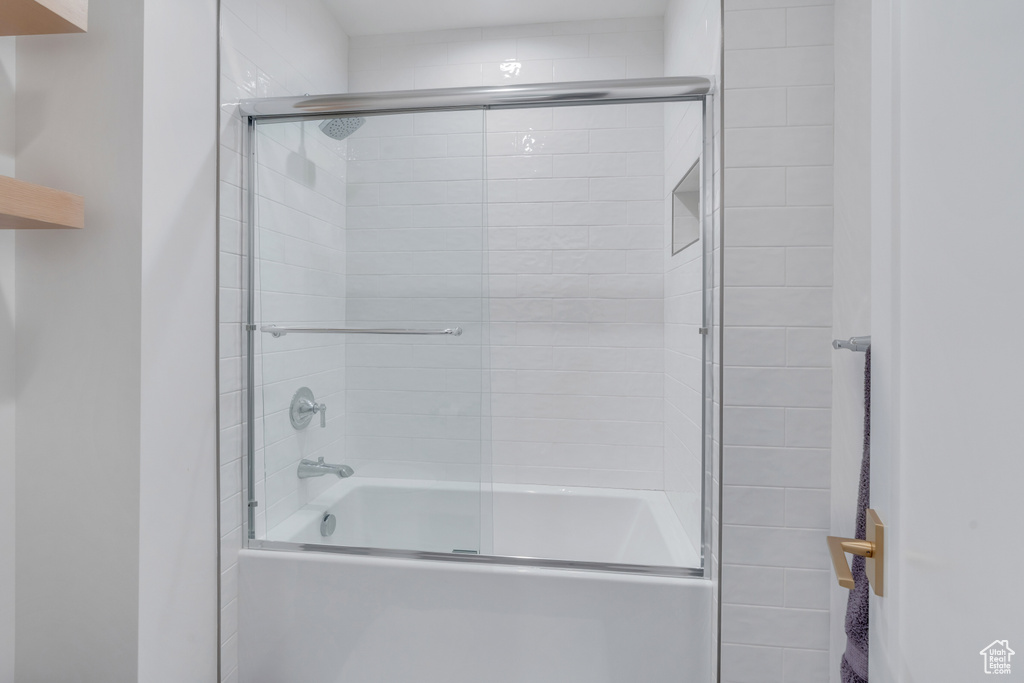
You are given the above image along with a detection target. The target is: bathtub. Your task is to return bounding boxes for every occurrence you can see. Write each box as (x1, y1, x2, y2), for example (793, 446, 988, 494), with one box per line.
(239, 478, 712, 683)
(264, 478, 700, 568)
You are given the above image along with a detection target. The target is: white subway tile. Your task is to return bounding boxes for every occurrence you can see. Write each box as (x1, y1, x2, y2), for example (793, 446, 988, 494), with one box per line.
(724, 9, 787, 50)
(724, 486, 786, 526)
(378, 42, 448, 71)
(786, 327, 832, 367)
(724, 446, 829, 489)
(725, 247, 787, 286)
(786, 6, 834, 47)
(726, 287, 832, 326)
(724, 327, 788, 367)
(414, 63, 483, 89)
(481, 59, 554, 85)
(785, 408, 831, 448)
(725, 88, 788, 128)
(786, 246, 832, 286)
(724, 168, 787, 207)
(725, 46, 834, 88)
(552, 57, 627, 82)
(590, 176, 663, 201)
(783, 648, 830, 683)
(721, 604, 829, 648)
(626, 54, 665, 78)
(553, 153, 627, 178)
(723, 406, 786, 446)
(786, 86, 833, 126)
(721, 644, 784, 683)
(784, 489, 829, 529)
(725, 126, 834, 167)
(446, 39, 518, 64)
(724, 207, 832, 247)
(517, 34, 589, 60)
(725, 366, 832, 408)
(784, 568, 830, 608)
(786, 166, 833, 206)
(722, 565, 786, 607)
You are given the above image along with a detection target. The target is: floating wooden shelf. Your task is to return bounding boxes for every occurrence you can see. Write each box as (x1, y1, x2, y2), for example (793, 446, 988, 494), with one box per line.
(0, 0, 87, 37)
(0, 176, 83, 229)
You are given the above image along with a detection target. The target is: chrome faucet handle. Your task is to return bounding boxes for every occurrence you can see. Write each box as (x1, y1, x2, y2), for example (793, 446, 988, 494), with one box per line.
(290, 387, 327, 430)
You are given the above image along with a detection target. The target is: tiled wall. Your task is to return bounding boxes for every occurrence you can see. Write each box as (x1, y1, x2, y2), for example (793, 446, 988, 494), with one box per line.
(348, 20, 685, 493)
(484, 102, 669, 490)
(721, 1, 835, 681)
(218, 1, 349, 680)
(348, 18, 665, 92)
(343, 110, 489, 483)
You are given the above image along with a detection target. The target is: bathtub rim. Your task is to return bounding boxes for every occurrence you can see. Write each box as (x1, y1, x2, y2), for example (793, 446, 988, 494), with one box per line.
(246, 537, 706, 579)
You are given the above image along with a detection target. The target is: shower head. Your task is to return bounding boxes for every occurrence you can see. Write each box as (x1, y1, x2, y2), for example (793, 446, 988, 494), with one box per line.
(318, 117, 365, 140)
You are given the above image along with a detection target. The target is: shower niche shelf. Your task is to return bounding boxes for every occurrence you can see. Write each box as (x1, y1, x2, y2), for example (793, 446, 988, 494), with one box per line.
(0, 176, 84, 230)
(0, 0, 87, 36)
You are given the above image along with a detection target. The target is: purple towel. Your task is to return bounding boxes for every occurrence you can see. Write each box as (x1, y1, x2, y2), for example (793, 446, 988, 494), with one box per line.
(841, 347, 870, 683)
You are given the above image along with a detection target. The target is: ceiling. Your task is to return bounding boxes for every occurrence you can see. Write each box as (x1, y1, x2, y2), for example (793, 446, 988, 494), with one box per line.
(325, 0, 669, 36)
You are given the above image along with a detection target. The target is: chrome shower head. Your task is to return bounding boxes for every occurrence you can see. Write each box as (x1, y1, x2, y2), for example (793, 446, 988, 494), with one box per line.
(318, 117, 365, 140)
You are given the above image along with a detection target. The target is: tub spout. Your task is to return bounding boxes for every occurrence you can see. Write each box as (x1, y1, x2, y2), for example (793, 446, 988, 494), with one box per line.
(297, 457, 354, 479)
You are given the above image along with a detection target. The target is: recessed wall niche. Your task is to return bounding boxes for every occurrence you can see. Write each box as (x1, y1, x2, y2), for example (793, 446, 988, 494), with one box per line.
(672, 160, 700, 255)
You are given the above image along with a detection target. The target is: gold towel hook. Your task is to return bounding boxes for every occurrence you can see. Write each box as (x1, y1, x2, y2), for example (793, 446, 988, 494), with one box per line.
(827, 508, 885, 597)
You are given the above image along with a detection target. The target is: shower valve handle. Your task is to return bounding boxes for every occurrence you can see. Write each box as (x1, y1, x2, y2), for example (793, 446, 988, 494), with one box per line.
(289, 387, 327, 430)
(300, 399, 327, 428)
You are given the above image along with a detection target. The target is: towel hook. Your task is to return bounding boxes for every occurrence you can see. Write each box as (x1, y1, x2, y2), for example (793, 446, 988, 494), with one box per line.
(827, 508, 885, 596)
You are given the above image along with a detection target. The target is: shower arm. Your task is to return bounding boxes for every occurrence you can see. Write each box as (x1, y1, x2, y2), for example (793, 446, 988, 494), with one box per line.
(261, 325, 463, 338)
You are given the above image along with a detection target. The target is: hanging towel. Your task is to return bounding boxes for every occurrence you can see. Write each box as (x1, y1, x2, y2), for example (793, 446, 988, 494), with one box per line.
(841, 347, 871, 683)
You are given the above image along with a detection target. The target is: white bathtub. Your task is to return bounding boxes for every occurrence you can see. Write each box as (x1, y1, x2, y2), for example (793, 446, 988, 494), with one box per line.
(239, 478, 712, 683)
(266, 478, 700, 568)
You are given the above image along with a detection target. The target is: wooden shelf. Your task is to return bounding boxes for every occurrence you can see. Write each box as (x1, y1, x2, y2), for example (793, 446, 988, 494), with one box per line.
(0, 176, 83, 230)
(0, 0, 87, 37)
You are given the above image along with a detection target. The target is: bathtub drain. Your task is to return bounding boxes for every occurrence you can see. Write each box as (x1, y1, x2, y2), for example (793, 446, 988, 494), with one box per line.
(320, 513, 336, 537)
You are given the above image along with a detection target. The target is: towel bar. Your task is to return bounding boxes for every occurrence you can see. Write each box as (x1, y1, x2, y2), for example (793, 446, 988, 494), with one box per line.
(262, 325, 463, 338)
(833, 335, 870, 352)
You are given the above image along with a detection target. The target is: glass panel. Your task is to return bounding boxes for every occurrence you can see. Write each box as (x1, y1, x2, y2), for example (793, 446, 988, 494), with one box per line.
(250, 110, 489, 555)
(483, 101, 707, 570)
(245, 96, 711, 573)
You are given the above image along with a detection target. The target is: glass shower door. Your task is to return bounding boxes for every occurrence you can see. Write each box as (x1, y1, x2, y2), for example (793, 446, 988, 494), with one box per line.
(249, 109, 490, 556)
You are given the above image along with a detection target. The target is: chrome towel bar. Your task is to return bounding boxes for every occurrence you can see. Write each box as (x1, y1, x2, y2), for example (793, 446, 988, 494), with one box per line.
(833, 336, 871, 352)
(261, 325, 463, 338)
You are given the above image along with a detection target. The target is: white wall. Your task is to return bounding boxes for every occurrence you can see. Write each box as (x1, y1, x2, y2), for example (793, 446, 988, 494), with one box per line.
(138, 0, 219, 680)
(15, 0, 145, 676)
(0, 36, 15, 683)
(720, 1, 835, 681)
(829, 1, 870, 679)
(218, 1, 350, 679)
(869, 1, 1024, 680)
(15, 1, 218, 680)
